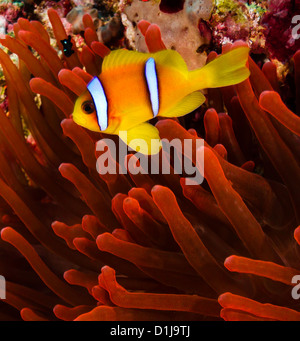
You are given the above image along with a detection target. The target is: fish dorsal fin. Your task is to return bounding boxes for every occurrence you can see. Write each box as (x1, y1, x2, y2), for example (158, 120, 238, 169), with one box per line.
(119, 123, 162, 155)
(161, 91, 206, 118)
(152, 49, 188, 74)
(102, 49, 188, 74)
(102, 49, 149, 71)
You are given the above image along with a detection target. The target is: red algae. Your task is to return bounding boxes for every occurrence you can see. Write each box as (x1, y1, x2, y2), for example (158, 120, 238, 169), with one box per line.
(0, 9, 299, 322)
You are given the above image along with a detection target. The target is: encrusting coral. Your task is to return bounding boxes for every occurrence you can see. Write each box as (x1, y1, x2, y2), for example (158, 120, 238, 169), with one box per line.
(122, 0, 214, 69)
(209, 0, 268, 53)
(262, 0, 300, 62)
(0, 8, 299, 321)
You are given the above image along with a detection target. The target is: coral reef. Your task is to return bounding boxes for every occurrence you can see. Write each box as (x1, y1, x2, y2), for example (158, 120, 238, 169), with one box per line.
(66, 4, 99, 34)
(66, 1, 123, 45)
(209, 0, 267, 53)
(262, 0, 300, 62)
(97, 13, 124, 45)
(209, 0, 300, 62)
(0, 7, 299, 322)
(121, 0, 214, 69)
(0, 1, 27, 35)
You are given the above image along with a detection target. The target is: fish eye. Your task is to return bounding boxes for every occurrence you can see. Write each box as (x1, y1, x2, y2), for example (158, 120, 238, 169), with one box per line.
(81, 101, 95, 114)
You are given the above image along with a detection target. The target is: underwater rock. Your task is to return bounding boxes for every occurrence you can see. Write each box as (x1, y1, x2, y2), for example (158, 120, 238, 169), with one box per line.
(97, 13, 124, 45)
(66, 5, 99, 34)
(121, 0, 214, 70)
(66, 1, 123, 45)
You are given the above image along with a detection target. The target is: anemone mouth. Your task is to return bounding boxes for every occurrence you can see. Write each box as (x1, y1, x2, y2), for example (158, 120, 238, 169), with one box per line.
(159, 0, 185, 14)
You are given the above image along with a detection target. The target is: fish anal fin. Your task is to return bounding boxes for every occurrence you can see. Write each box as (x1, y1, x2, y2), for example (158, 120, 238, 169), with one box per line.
(119, 123, 162, 155)
(161, 91, 206, 118)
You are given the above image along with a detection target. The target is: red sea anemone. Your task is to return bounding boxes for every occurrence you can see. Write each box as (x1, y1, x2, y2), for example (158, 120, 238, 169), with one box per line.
(0, 9, 299, 321)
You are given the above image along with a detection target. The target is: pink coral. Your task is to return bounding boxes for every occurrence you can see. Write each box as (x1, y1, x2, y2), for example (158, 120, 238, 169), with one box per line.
(262, 0, 300, 61)
(0, 2, 25, 34)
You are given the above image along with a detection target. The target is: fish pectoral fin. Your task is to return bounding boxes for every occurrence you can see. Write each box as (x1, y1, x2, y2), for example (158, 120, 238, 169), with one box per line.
(119, 123, 162, 155)
(161, 91, 206, 118)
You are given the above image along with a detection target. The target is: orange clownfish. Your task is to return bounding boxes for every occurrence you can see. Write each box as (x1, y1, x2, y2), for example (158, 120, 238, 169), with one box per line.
(72, 47, 250, 154)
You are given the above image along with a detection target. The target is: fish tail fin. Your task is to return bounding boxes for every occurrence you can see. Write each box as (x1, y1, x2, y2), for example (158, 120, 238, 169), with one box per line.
(188, 46, 250, 91)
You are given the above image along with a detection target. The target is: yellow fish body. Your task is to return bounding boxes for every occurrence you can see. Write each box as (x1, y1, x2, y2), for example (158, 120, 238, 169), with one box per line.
(73, 47, 250, 154)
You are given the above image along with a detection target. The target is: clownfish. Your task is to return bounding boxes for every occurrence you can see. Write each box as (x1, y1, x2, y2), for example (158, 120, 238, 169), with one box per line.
(72, 47, 250, 154)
